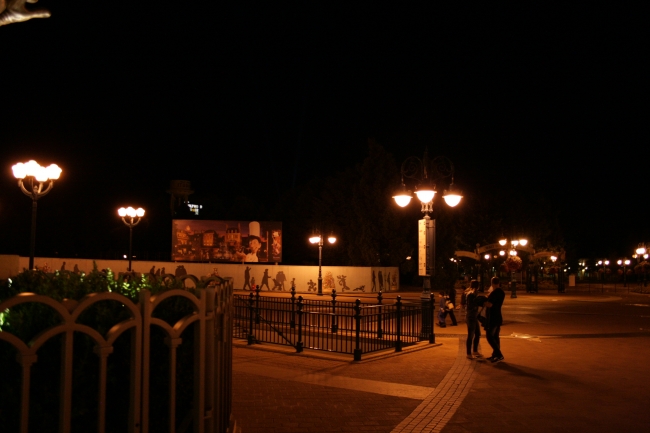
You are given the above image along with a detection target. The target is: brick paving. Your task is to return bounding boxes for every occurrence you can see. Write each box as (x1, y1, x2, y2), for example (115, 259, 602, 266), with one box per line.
(232, 339, 460, 433)
(391, 341, 480, 433)
(232, 291, 650, 433)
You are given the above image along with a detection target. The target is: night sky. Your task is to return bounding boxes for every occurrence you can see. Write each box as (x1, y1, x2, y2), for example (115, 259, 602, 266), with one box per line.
(1, 3, 647, 262)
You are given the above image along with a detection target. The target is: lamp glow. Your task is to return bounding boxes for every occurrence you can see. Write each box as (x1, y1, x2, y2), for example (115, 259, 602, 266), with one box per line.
(393, 194, 412, 207)
(414, 188, 435, 204)
(637, 244, 647, 255)
(442, 192, 462, 207)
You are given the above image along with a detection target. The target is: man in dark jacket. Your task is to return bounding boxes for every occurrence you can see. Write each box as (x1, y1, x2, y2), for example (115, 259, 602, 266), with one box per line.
(484, 277, 505, 363)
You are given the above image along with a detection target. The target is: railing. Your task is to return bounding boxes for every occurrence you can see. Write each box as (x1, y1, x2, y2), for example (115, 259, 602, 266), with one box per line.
(233, 288, 435, 360)
(0, 276, 237, 433)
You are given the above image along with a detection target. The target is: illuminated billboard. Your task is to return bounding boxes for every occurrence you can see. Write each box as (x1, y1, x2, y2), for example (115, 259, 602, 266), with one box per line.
(172, 220, 282, 263)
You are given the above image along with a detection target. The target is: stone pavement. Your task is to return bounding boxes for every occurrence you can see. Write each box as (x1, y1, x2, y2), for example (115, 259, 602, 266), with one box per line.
(231, 290, 650, 432)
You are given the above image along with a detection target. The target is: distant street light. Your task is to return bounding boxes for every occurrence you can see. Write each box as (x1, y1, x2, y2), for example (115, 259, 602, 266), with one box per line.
(635, 243, 648, 287)
(498, 236, 529, 297)
(617, 259, 631, 287)
(12, 160, 62, 270)
(309, 232, 336, 296)
(597, 259, 609, 288)
(118, 207, 145, 271)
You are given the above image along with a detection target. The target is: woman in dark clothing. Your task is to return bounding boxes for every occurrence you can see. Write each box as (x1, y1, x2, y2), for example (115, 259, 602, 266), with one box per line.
(465, 280, 484, 359)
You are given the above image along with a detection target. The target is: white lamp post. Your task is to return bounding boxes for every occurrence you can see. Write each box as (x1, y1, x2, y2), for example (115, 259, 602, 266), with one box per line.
(309, 232, 336, 296)
(12, 160, 62, 270)
(118, 207, 145, 271)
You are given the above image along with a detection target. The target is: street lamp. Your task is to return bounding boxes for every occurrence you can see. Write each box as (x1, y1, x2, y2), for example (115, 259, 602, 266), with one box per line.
(118, 206, 145, 271)
(12, 160, 62, 270)
(597, 260, 609, 288)
(309, 232, 336, 296)
(617, 259, 631, 287)
(393, 149, 462, 299)
(635, 243, 648, 287)
(498, 236, 528, 298)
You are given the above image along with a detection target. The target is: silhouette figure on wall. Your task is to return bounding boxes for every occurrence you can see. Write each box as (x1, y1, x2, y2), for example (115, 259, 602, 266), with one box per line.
(275, 271, 287, 291)
(243, 266, 252, 290)
(60, 262, 66, 271)
(337, 275, 350, 292)
(324, 271, 335, 290)
(378, 270, 384, 291)
(73, 264, 80, 274)
(259, 269, 270, 291)
(371, 270, 376, 292)
(175, 265, 187, 277)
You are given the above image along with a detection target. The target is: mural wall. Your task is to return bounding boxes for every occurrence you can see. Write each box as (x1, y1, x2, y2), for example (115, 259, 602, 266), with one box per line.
(3, 256, 399, 294)
(172, 220, 282, 263)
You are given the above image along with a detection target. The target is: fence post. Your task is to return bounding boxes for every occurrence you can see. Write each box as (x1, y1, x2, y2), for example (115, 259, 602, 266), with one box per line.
(353, 299, 362, 361)
(377, 291, 383, 339)
(331, 289, 338, 333)
(429, 293, 435, 344)
(254, 285, 260, 324)
(247, 292, 255, 345)
(395, 296, 402, 352)
(290, 283, 296, 329)
(296, 296, 304, 353)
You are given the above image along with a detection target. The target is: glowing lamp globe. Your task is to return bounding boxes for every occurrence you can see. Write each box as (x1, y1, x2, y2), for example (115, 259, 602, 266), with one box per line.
(393, 193, 412, 207)
(443, 192, 462, 207)
(414, 187, 435, 204)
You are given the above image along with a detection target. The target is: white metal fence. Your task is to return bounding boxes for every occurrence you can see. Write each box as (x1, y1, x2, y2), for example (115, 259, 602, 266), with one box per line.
(0, 280, 236, 433)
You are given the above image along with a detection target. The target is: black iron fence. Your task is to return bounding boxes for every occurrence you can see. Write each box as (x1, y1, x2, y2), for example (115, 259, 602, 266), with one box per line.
(233, 288, 435, 360)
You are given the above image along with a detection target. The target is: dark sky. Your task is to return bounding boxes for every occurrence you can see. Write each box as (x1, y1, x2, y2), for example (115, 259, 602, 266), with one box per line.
(1, 2, 648, 261)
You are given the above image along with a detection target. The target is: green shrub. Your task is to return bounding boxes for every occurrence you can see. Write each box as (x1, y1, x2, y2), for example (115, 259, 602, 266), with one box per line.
(0, 264, 206, 433)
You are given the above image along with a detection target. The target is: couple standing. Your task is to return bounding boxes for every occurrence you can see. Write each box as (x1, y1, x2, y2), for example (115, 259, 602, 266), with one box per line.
(465, 277, 505, 363)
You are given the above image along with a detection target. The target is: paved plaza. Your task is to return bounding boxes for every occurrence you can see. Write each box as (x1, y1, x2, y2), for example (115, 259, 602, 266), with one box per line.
(231, 288, 650, 432)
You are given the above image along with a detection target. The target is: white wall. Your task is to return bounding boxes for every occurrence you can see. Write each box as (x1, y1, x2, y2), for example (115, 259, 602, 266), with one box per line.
(2, 255, 400, 294)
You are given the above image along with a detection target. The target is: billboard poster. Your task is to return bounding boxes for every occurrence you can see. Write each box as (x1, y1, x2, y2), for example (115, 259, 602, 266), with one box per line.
(172, 220, 282, 263)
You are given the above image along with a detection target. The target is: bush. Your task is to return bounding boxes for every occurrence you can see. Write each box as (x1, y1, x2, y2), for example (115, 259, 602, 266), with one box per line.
(0, 264, 205, 433)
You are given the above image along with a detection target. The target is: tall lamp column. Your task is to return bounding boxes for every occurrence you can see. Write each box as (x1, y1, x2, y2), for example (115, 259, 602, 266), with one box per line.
(12, 160, 62, 270)
(118, 207, 145, 271)
(309, 232, 336, 296)
(393, 151, 462, 299)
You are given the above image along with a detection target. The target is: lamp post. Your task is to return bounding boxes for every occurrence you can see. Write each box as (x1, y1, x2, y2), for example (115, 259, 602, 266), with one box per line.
(617, 259, 630, 287)
(309, 232, 336, 296)
(12, 160, 62, 270)
(635, 243, 648, 287)
(498, 236, 528, 298)
(597, 259, 609, 288)
(550, 255, 565, 293)
(118, 207, 145, 271)
(393, 149, 462, 299)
